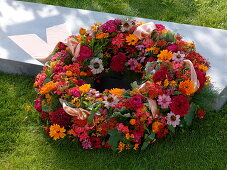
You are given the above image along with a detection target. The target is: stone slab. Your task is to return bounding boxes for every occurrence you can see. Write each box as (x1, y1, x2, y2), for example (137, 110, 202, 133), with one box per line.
(0, 0, 227, 108)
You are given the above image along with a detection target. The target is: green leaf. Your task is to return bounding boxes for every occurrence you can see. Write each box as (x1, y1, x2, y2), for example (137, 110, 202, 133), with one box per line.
(108, 129, 124, 151)
(141, 132, 155, 150)
(42, 105, 50, 113)
(184, 102, 196, 126)
(131, 81, 139, 89)
(87, 112, 94, 124)
(167, 125, 175, 133)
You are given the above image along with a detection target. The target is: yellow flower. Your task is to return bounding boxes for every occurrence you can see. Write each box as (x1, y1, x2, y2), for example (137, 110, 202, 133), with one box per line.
(26, 106, 31, 111)
(109, 88, 124, 97)
(117, 142, 125, 152)
(157, 50, 173, 61)
(79, 84, 91, 93)
(198, 65, 208, 72)
(49, 124, 66, 140)
(133, 143, 139, 150)
(164, 79, 169, 87)
(178, 80, 195, 96)
(126, 34, 139, 45)
(40, 81, 56, 94)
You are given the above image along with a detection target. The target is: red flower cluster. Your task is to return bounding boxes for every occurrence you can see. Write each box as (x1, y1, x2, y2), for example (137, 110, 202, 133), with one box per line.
(49, 108, 72, 127)
(129, 95, 144, 109)
(152, 69, 173, 84)
(169, 95, 190, 117)
(110, 52, 127, 72)
(77, 46, 94, 61)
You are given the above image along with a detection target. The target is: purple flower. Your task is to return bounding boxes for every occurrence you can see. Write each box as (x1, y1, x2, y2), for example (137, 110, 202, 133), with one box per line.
(127, 58, 139, 71)
(82, 138, 92, 149)
(157, 94, 171, 108)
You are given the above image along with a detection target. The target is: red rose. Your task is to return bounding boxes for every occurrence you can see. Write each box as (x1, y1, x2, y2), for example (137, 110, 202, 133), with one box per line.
(152, 69, 173, 83)
(49, 108, 72, 127)
(77, 46, 94, 61)
(169, 95, 190, 117)
(110, 52, 127, 72)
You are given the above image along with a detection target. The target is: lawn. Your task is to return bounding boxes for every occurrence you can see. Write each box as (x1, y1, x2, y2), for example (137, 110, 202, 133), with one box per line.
(1, 0, 227, 169)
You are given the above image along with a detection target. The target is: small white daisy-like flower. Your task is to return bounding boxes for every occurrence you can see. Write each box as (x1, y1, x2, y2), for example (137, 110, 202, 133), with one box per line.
(172, 51, 185, 62)
(103, 94, 119, 109)
(89, 58, 104, 74)
(166, 112, 181, 127)
(121, 20, 133, 32)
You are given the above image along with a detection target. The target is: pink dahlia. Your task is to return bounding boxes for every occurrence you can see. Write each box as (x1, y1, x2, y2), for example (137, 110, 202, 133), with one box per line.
(110, 52, 127, 72)
(157, 94, 171, 108)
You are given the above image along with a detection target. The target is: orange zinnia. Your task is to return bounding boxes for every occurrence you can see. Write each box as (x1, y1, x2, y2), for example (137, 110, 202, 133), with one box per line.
(157, 50, 173, 61)
(49, 124, 66, 140)
(40, 81, 56, 94)
(109, 88, 124, 97)
(79, 84, 91, 93)
(126, 34, 139, 45)
(178, 80, 195, 95)
(152, 121, 163, 133)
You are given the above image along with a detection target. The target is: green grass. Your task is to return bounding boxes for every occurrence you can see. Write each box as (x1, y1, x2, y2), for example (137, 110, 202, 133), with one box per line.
(19, 0, 227, 30)
(0, 0, 226, 169)
(0, 73, 226, 169)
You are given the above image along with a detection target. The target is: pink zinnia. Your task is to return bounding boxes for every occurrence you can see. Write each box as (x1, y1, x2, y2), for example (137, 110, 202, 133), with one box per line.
(117, 123, 129, 134)
(157, 94, 171, 108)
(112, 33, 125, 48)
(166, 112, 180, 127)
(143, 38, 154, 48)
(172, 51, 185, 62)
(127, 58, 138, 71)
(82, 138, 92, 149)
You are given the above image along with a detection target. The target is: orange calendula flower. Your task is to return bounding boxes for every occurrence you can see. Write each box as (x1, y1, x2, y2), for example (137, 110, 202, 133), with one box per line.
(49, 124, 66, 140)
(79, 84, 91, 93)
(157, 50, 173, 61)
(133, 143, 139, 150)
(178, 80, 195, 96)
(152, 121, 163, 133)
(130, 119, 136, 125)
(79, 28, 86, 35)
(67, 129, 74, 135)
(125, 133, 134, 140)
(169, 80, 177, 86)
(126, 34, 139, 45)
(198, 64, 208, 72)
(164, 79, 169, 87)
(145, 47, 160, 54)
(117, 142, 125, 152)
(96, 33, 109, 39)
(40, 81, 56, 94)
(109, 88, 124, 97)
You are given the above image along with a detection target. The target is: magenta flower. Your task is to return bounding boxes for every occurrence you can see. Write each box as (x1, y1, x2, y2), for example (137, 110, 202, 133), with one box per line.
(157, 94, 171, 108)
(82, 138, 92, 149)
(127, 58, 139, 71)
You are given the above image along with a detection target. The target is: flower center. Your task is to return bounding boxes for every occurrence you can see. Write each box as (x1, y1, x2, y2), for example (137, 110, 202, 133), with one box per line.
(93, 62, 100, 69)
(177, 54, 181, 58)
(170, 115, 176, 121)
(123, 23, 130, 28)
(107, 96, 114, 103)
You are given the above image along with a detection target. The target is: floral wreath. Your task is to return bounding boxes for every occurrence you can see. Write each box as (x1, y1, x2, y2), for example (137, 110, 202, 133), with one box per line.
(34, 18, 213, 152)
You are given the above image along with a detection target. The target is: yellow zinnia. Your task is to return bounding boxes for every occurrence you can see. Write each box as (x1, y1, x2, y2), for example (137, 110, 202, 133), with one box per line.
(157, 50, 173, 61)
(79, 84, 91, 93)
(178, 80, 195, 96)
(49, 124, 66, 140)
(126, 34, 139, 45)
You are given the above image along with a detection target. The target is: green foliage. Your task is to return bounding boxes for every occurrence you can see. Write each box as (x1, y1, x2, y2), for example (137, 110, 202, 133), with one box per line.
(192, 85, 218, 111)
(184, 102, 196, 126)
(141, 132, 155, 150)
(108, 128, 124, 151)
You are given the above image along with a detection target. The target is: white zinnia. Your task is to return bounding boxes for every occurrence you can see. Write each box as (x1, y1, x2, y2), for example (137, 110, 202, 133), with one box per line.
(89, 58, 104, 74)
(103, 94, 119, 109)
(166, 112, 181, 127)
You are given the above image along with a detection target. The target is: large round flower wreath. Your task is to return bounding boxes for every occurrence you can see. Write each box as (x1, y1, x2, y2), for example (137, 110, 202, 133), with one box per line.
(34, 19, 214, 152)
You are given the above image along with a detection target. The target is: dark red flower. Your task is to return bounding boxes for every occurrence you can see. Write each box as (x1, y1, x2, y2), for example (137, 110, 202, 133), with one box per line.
(77, 46, 94, 61)
(169, 95, 190, 117)
(156, 128, 168, 138)
(196, 69, 206, 93)
(34, 97, 42, 112)
(90, 137, 102, 148)
(157, 39, 167, 46)
(76, 79, 86, 86)
(129, 95, 144, 109)
(144, 56, 156, 64)
(101, 19, 121, 33)
(196, 109, 206, 119)
(110, 52, 127, 72)
(58, 42, 67, 50)
(72, 117, 87, 127)
(152, 69, 173, 84)
(49, 108, 72, 127)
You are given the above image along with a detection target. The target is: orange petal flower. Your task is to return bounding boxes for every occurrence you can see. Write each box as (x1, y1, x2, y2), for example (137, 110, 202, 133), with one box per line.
(49, 124, 66, 140)
(178, 80, 195, 96)
(126, 34, 139, 45)
(157, 50, 173, 61)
